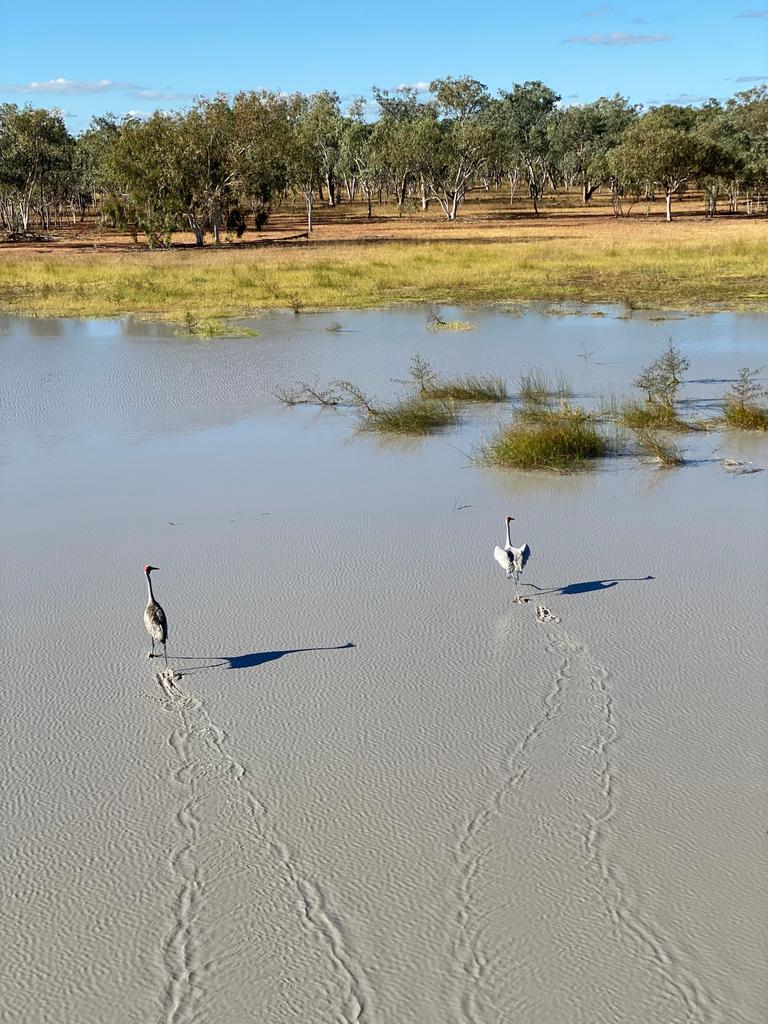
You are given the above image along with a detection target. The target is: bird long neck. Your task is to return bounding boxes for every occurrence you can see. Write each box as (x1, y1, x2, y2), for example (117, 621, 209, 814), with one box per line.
(506, 519, 513, 547)
(146, 573, 155, 603)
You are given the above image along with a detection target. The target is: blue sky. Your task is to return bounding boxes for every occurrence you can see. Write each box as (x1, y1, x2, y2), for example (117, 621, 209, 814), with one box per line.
(1, 1, 765, 130)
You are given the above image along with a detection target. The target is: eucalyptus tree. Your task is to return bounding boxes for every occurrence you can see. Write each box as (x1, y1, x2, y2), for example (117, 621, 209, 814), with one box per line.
(104, 112, 183, 246)
(549, 95, 638, 203)
(230, 90, 292, 228)
(339, 99, 380, 219)
(726, 86, 768, 213)
(420, 76, 495, 221)
(497, 81, 560, 215)
(608, 105, 702, 220)
(0, 103, 74, 232)
(73, 114, 121, 221)
(693, 101, 745, 216)
(370, 86, 433, 214)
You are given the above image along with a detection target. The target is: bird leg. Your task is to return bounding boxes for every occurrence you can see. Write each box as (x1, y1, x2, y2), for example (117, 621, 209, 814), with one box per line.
(163, 642, 168, 667)
(148, 638, 155, 660)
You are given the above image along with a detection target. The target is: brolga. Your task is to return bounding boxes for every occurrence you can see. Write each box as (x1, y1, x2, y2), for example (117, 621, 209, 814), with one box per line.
(494, 515, 531, 601)
(143, 565, 169, 664)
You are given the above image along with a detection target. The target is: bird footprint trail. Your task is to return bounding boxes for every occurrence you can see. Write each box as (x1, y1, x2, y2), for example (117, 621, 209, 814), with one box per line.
(154, 677, 373, 1024)
(451, 626, 722, 1024)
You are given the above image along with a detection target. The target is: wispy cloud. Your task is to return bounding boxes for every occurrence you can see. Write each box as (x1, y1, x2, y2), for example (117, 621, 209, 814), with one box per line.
(582, 4, 615, 15)
(0, 77, 190, 100)
(396, 81, 430, 93)
(564, 31, 672, 44)
(735, 74, 768, 82)
(735, 9, 768, 17)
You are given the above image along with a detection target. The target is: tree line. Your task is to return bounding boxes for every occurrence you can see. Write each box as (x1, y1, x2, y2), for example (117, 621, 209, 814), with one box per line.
(1, 78, 766, 245)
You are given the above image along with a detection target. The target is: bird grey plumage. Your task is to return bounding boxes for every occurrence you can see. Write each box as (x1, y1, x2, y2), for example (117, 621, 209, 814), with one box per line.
(494, 515, 531, 598)
(143, 565, 168, 664)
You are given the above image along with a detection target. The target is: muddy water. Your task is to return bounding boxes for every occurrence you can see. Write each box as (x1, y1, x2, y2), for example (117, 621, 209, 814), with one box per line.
(1, 305, 766, 1024)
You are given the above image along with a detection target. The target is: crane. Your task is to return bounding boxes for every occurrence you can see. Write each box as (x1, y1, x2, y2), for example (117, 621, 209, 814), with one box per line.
(143, 565, 169, 664)
(494, 515, 531, 601)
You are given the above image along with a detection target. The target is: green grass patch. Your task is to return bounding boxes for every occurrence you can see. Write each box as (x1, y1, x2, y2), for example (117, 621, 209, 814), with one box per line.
(2, 229, 767, 320)
(427, 374, 508, 402)
(722, 402, 768, 430)
(364, 395, 461, 434)
(478, 406, 609, 471)
(619, 399, 690, 431)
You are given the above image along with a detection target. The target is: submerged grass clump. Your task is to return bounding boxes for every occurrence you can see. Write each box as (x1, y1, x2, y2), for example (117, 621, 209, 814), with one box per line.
(723, 403, 768, 430)
(365, 395, 461, 434)
(179, 312, 258, 338)
(619, 399, 690, 431)
(479, 405, 609, 471)
(428, 374, 508, 402)
(632, 429, 685, 466)
(518, 367, 572, 403)
(722, 368, 768, 430)
(426, 312, 476, 331)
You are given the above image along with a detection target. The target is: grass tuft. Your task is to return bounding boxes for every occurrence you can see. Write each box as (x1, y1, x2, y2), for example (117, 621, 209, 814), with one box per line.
(478, 405, 608, 471)
(723, 402, 768, 430)
(633, 429, 685, 466)
(428, 374, 508, 402)
(619, 399, 690, 431)
(365, 395, 460, 434)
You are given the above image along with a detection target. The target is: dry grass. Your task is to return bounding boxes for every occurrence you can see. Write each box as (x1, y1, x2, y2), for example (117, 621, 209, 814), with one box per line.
(1, 193, 766, 320)
(620, 399, 691, 431)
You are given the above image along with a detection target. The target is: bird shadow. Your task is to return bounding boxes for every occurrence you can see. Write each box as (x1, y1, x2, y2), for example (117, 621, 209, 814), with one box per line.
(525, 575, 655, 597)
(169, 641, 355, 673)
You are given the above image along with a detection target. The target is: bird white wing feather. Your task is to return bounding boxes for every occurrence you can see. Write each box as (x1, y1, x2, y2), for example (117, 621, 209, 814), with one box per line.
(494, 545, 515, 577)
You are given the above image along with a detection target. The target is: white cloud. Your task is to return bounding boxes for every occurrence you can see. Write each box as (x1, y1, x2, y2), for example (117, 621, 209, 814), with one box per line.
(735, 9, 768, 17)
(0, 77, 190, 101)
(582, 5, 615, 16)
(735, 74, 768, 82)
(564, 31, 672, 44)
(396, 81, 430, 93)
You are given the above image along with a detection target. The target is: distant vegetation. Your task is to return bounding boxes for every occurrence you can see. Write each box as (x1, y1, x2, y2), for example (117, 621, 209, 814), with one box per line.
(1, 80, 766, 247)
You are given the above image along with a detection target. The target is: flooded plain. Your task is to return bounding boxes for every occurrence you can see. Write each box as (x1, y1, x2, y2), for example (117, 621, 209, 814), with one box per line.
(1, 304, 766, 1024)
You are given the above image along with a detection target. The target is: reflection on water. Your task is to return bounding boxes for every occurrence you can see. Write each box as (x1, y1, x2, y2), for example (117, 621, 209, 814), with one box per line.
(2, 304, 767, 468)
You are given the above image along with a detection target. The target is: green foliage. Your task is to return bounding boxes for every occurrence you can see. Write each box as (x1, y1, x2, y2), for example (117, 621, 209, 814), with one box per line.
(620, 400, 689, 431)
(630, 339, 690, 408)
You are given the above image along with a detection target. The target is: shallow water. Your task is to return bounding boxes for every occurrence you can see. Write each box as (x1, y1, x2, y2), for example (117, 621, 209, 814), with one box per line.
(1, 305, 766, 1024)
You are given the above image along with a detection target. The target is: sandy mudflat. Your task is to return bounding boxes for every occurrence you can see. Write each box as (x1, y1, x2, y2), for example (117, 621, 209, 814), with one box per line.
(1, 307, 766, 1024)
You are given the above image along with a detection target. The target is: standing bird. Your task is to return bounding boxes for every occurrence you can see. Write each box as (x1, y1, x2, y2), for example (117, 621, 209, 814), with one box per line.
(494, 515, 531, 601)
(143, 565, 168, 664)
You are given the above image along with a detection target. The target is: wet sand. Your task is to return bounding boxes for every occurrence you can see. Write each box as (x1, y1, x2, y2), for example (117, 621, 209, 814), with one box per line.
(1, 306, 766, 1023)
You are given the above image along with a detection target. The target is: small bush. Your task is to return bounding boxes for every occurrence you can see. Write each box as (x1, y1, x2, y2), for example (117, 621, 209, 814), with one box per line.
(325, 321, 344, 333)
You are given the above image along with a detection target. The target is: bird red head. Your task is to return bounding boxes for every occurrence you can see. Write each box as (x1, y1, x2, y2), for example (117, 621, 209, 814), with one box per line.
(144, 564, 159, 574)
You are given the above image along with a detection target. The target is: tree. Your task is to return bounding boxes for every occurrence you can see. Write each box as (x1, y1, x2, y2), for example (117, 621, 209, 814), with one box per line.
(419, 76, 495, 221)
(0, 104, 74, 233)
(230, 90, 291, 229)
(608, 106, 702, 220)
(339, 100, 380, 220)
(549, 95, 638, 203)
(497, 82, 560, 215)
